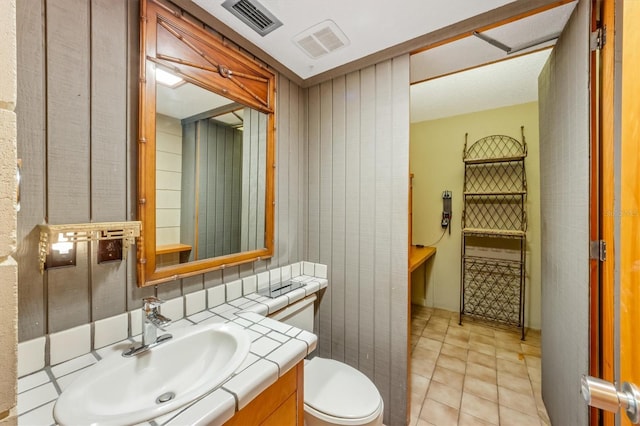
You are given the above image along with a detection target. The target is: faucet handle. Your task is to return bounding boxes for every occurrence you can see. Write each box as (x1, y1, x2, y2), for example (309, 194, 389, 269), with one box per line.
(142, 296, 164, 310)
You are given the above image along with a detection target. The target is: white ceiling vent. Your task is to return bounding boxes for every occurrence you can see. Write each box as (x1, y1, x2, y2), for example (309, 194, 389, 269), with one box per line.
(293, 20, 350, 59)
(221, 0, 283, 36)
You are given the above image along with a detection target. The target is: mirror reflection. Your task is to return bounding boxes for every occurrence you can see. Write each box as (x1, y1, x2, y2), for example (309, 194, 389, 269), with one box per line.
(155, 72, 267, 267)
(138, 0, 275, 286)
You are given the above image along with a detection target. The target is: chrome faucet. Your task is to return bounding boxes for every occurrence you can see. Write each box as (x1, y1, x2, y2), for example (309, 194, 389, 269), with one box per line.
(123, 296, 172, 357)
(142, 296, 172, 345)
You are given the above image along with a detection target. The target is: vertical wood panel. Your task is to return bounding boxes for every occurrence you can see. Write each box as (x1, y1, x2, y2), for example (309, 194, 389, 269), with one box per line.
(125, 0, 153, 310)
(287, 81, 301, 264)
(46, 0, 92, 332)
(222, 267, 240, 283)
(222, 128, 233, 254)
(331, 76, 346, 362)
(257, 112, 267, 249)
(306, 59, 410, 424)
(16, 0, 47, 341)
(358, 66, 376, 379)
(204, 269, 223, 289)
(277, 76, 290, 266)
(156, 280, 182, 301)
(241, 110, 250, 251)
(307, 86, 320, 263)
(232, 130, 242, 253)
(344, 71, 361, 368)
(201, 123, 212, 257)
(90, 0, 128, 321)
(318, 81, 333, 358)
(307, 85, 320, 336)
(181, 275, 203, 294)
(300, 87, 308, 263)
(373, 60, 393, 412)
(539, 2, 590, 424)
(248, 110, 258, 249)
(389, 55, 410, 426)
(181, 122, 197, 259)
(241, 108, 258, 250)
(214, 126, 225, 256)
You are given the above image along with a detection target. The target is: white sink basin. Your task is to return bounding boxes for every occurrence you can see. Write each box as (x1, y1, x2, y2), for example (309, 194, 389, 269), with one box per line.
(53, 322, 250, 426)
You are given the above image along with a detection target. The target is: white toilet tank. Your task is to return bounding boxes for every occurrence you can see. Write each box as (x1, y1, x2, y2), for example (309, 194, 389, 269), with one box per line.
(270, 294, 316, 332)
(270, 293, 384, 426)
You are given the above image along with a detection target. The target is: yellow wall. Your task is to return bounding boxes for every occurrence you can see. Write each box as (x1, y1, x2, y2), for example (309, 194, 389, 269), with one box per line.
(410, 101, 541, 329)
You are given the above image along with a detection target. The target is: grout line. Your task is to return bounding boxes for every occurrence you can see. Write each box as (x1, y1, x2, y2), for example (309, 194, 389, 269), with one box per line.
(410, 306, 547, 425)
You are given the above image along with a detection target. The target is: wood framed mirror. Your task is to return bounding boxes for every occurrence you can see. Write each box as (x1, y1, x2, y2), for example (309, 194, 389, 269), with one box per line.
(138, 0, 275, 286)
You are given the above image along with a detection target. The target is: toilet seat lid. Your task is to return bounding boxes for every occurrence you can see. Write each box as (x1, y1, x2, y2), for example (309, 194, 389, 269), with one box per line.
(305, 358, 382, 420)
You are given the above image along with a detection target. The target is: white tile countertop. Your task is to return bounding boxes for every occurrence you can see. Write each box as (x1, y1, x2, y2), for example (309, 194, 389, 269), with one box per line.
(17, 262, 327, 426)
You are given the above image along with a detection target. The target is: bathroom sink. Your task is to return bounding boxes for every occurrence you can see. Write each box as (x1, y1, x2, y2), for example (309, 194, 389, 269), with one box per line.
(53, 322, 250, 426)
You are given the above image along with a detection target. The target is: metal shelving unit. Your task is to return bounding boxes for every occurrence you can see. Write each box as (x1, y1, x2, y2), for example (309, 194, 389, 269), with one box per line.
(460, 128, 527, 339)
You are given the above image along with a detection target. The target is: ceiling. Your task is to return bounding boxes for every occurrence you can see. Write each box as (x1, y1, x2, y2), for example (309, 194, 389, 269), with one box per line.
(171, 0, 578, 122)
(192, 0, 516, 80)
(410, 48, 551, 123)
(409, 0, 576, 121)
(185, 0, 577, 85)
(410, 1, 577, 84)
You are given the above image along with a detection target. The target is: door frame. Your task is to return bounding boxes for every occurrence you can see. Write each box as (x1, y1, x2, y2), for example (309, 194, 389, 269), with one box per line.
(591, 0, 616, 425)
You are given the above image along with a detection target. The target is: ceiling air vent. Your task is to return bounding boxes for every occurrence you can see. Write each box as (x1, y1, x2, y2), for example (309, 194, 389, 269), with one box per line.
(293, 20, 350, 59)
(221, 0, 283, 37)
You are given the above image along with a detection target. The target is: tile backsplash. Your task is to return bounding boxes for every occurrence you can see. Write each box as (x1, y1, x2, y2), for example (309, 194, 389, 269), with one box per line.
(18, 261, 326, 378)
(17, 261, 326, 426)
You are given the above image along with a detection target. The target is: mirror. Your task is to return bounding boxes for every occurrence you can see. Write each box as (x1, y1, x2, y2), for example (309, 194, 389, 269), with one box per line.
(138, 0, 275, 286)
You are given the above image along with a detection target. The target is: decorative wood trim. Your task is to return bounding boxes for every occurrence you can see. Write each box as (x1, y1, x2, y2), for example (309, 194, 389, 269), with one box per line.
(147, 0, 274, 113)
(138, 0, 276, 287)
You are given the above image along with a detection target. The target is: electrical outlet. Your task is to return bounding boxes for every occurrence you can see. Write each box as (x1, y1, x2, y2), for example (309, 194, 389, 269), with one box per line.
(98, 239, 123, 263)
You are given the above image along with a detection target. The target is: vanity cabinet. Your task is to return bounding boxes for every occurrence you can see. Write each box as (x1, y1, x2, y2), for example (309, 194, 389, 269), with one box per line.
(459, 128, 528, 339)
(224, 361, 304, 425)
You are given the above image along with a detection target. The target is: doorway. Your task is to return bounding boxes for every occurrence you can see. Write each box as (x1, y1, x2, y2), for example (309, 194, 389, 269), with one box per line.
(407, 1, 590, 424)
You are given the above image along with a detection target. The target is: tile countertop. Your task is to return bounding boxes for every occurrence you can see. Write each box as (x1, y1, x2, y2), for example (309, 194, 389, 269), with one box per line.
(17, 273, 326, 426)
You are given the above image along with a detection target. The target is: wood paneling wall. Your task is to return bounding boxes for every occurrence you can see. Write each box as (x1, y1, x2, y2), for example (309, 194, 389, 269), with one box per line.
(16, 0, 307, 341)
(241, 108, 267, 252)
(305, 57, 410, 426)
(181, 120, 243, 259)
(16, 2, 410, 423)
(17, 0, 135, 337)
(538, 0, 590, 424)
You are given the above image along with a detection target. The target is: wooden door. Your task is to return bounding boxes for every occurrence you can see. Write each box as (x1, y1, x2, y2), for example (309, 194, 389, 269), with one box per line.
(590, 0, 640, 424)
(619, 0, 640, 424)
(593, 0, 615, 424)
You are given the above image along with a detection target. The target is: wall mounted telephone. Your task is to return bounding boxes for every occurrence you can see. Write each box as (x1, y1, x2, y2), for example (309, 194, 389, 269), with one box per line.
(442, 190, 452, 233)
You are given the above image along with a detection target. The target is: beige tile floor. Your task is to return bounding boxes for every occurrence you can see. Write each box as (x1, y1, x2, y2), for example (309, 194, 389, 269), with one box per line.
(410, 305, 550, 426)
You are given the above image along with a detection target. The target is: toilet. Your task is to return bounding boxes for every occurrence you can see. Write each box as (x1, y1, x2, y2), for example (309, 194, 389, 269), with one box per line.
(271, 295, 384, 426)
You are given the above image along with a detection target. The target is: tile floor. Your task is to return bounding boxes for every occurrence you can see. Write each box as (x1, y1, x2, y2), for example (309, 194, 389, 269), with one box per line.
(410, 305, 550, 426)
